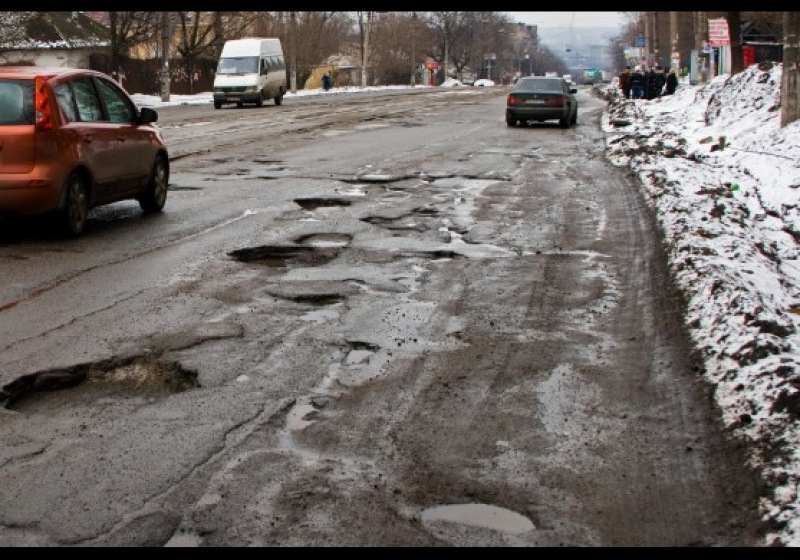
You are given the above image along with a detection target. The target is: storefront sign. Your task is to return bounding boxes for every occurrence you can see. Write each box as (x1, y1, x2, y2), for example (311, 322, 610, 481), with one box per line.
(708, 18, 730, 47)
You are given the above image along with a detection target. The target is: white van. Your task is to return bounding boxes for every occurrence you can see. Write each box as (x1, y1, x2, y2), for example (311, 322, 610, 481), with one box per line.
(213, 38, 287, 109)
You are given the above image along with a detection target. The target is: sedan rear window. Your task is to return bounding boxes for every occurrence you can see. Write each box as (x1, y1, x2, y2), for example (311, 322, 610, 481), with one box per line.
(0, 79, 34, 125)
(515, 79, 565, 94)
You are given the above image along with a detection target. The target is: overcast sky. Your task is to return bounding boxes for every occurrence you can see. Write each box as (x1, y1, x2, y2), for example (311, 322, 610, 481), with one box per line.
(505, 11, 628, 29)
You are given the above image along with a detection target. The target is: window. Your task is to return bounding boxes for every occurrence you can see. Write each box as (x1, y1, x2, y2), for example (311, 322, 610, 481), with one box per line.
(54, 82, 78, 122)
(95, 77, 136, 123)
(0, 80, 33, 125)
(70, 78, 104, 122)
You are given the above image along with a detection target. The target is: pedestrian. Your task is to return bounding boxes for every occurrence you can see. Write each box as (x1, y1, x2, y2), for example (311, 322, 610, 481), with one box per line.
(322, 73, 332, 92)
(656, 66, 666, 97)
(647, 65, 666, 99)
(618, 66, 631, 99)
(664, 68, 679, 95)
(629, 65, 645, 100)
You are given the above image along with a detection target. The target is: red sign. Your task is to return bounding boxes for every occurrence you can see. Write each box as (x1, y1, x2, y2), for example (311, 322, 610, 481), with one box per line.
(743, 45, 756, 66)
(708, 18, 730, 47)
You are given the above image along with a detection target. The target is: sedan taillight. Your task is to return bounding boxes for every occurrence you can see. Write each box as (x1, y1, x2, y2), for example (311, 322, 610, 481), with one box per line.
(546, 97, 565, 108)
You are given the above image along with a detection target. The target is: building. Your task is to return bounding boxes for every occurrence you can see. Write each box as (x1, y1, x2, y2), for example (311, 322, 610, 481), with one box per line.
(0, 11, 109, 67)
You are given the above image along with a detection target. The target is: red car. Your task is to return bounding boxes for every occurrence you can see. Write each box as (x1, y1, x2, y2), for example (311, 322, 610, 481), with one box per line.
(0, 66, 169, 236)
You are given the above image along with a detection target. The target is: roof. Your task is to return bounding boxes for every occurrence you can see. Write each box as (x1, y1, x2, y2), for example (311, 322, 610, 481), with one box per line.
(0, 65, 101, 79)
(0, 11, 110, 51)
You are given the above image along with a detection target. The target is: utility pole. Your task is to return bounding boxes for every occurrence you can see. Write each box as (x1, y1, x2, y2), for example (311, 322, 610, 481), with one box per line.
(160, 11, 171, 102)
(411, 12, 416, 87)
(670, 11, 679, 71)
(694, 11, 708, 83)
(289, 12, 297, 93)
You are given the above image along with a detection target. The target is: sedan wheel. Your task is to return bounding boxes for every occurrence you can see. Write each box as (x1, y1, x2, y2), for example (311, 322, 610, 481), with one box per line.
(61, 173, 88, 237)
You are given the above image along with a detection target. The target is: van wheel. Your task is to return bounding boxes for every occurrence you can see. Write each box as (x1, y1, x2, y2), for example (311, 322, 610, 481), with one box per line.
(214, 101, 221, 109)
(60, 173, 88, 237)
(138, 154, 169, 213)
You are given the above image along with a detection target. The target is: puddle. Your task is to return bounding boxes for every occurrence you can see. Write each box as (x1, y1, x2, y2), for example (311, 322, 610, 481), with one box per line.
(295, 232, 352, 248)
(164, 531, 202, 547)
(420, 503, 535, 534)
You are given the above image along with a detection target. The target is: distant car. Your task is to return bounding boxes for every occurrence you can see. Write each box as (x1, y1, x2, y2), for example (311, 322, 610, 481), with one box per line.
(473, 79, 495, 87)
(505, 76, 578, 128)
(440, 78, 463, 87)
(0, 66, 169, 236)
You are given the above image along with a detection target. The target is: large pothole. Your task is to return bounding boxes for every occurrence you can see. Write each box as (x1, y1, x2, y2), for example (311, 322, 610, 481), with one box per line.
(1, 357, 199, 410)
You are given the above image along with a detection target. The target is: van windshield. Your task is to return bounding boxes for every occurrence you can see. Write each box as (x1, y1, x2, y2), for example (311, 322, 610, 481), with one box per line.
(217, 56, 259, 75)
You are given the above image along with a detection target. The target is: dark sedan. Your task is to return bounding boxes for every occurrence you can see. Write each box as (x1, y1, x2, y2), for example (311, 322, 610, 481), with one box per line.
(506, 76, 578, 128)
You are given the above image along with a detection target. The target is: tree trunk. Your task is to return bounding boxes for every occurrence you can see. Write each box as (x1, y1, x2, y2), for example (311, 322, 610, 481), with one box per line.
(109, 11, 120, 78)
(782, 11, 800, 127)
(727, 12, 744, 74)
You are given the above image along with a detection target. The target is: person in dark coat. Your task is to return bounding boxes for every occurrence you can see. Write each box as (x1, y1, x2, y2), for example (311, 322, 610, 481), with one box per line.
(647, 66, 666, 99)
(322, 73, 332, 91)
(643, 66, 657, 100)
(664, 68, 679, 95)
(618, 66, 631, 99)
(628, 65, 645, 99)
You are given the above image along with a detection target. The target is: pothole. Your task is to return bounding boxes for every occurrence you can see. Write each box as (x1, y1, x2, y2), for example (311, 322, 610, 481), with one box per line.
(228, 244, 341, 268)
(1, 357, 199, 410)
(294, 198, 353, 210)
(263, 280, 362, 305)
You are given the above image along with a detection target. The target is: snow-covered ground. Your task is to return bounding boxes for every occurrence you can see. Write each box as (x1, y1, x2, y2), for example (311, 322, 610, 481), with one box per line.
(600, 63, 800, 547)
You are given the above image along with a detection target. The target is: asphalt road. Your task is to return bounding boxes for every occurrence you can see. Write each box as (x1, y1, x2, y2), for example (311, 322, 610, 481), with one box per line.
(0, 85, 766, 546)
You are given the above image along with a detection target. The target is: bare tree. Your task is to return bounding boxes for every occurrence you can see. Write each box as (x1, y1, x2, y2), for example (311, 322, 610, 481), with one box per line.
(427, 11, 470, 82)
(277, 12, 352, 90)
(173, 12, 222, 94)
(106, 11, 160, 77)
(782, 11, 800, 127)
(363, 12, 426, 86)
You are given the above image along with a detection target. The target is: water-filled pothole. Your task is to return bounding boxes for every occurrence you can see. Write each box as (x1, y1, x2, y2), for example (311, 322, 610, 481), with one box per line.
(420, 503, 535, 534)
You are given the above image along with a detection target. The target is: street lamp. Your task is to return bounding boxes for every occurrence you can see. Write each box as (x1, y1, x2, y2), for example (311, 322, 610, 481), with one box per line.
(525, 54, 530, 76)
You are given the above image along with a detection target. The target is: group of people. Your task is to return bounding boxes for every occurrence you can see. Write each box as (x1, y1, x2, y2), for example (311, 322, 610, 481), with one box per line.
(618, 65, 679, 100)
